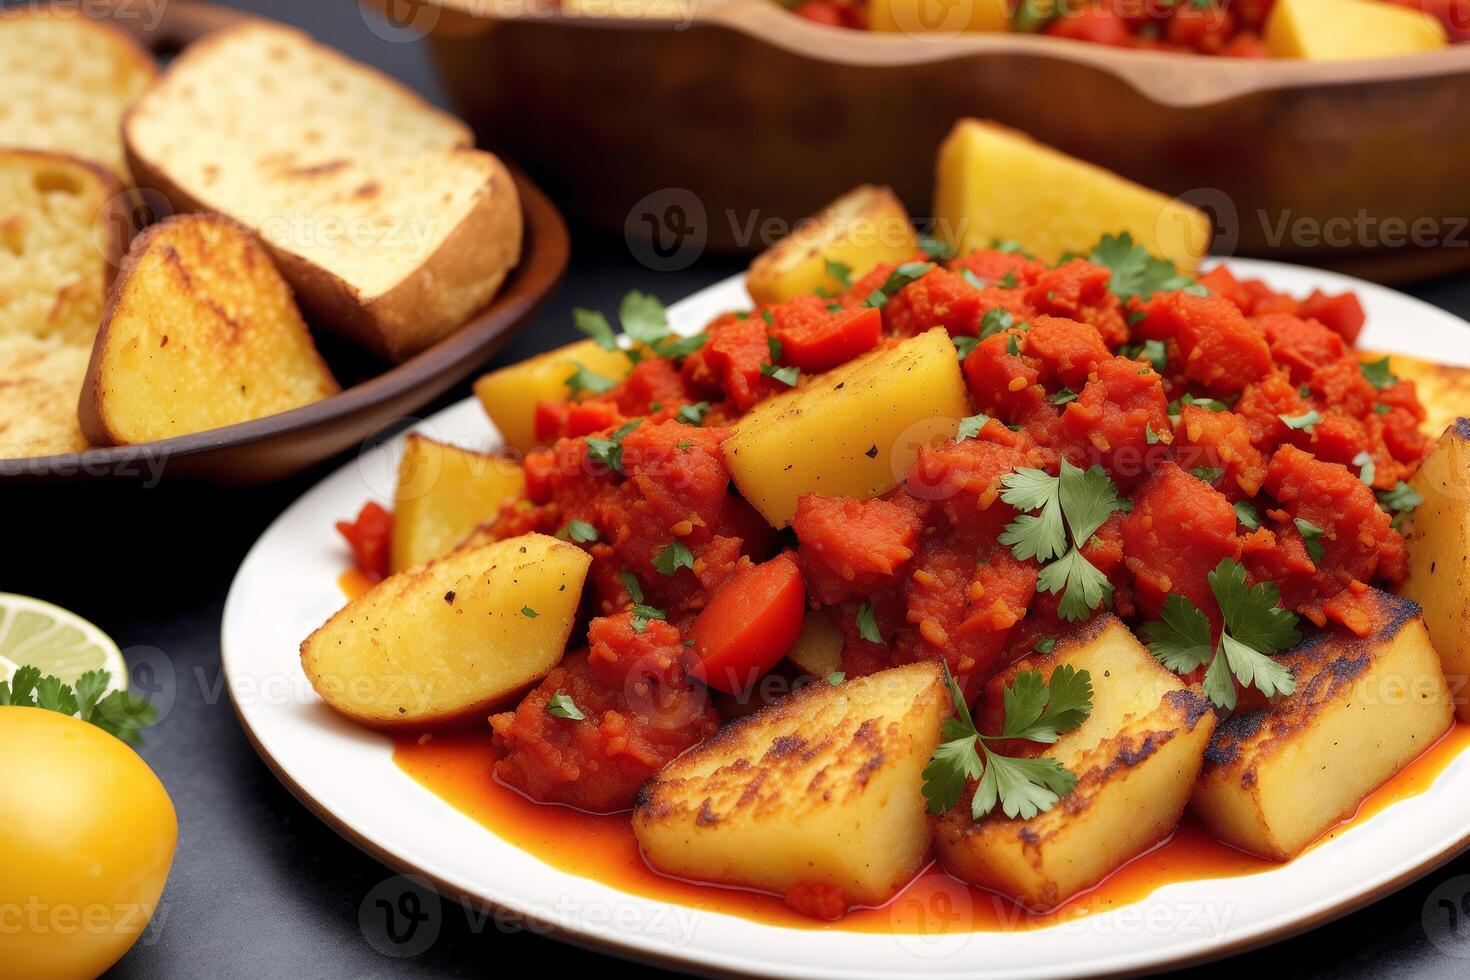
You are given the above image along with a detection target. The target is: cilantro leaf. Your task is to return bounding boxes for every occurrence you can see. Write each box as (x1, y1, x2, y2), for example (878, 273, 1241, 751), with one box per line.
(1219, 633, 1296, 700)
(1049, 387, 1079, 405)
(0, 664, 41, 706)
(619, 571, 645, 604)
(1169, 393, 1228, 414)
(1280, 410, 1322, 434)
(1018, 665, 1093, 741)
(1202, 645, 1239, 711)
(999, 466, 1060, 514)
(35, 675, 78, 716)
(1033, 637, 1056, 654)
(759, 363, 800, 387)
(1353, 450, 1376, 487)
(546, 692, 585, 721)
(557, 520, 599, 543)
(856, 602, 883, 644)
(521, 606, 539, 619)
(1, 667, 157, 744)
(1361, 356, 1397, 391)
(630, 603, 667, 634)
(827, 671, 846, 686)
(1142, 594, 1213, 673)
(653, 333, 708, 360)
(1191, 466, 1224, 484)
(825, 258, 853, 288)
(619, 290, 670, 345)
(1234, 499, 1260, 530)
(572, 308, 618, 350)
(1088, 233, 1193, 301)
(923, 731, 983, 816)
(653, 541, 695, 576)
(953, 335, 980, 361)
(955, 413, 991, 443)
(565, 363, 618, 397)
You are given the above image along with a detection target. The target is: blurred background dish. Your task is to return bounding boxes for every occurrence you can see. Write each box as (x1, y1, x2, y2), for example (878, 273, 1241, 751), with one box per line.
(415, 0, 1470, 282)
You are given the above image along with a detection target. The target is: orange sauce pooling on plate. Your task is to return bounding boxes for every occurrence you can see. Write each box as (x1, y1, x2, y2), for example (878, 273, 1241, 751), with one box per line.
(346, 567, 1470, 931)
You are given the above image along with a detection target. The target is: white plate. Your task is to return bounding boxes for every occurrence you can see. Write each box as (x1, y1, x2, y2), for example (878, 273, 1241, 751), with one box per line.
(222, 260, 1470, 979)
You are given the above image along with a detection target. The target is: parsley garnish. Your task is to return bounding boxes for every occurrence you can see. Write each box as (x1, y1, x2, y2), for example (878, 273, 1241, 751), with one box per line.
(1191, 466, 1224, 484)
(956, 413, 991, 443)
(1361, 357, 1397, 391)
(825, 258, 853, 288)
(1294, 518, 1326, 562)
(1145, 425, 1163, 445)
(953, 335, 980, 360)
(979, 308, 1016, 340)
(856, 602, 882, 643)
(918, 234, 955, 261)
(653, 541, 695, 576)
(1169, 393, 1228, 414)
(1088, 233, 1194, 301)
(546, 692, 585, 720)
(922, 662, 1092, 820)
(0, 667, 157, 745)
(1050, 387, 1079, 406)
(677, 401, 711, 426)
(1353, 451, 1376, 487)
(630, 604, 667, 634)
(565, 363, 618, 397)
(1142, 558, 1300, 710)
(1280, 410, 1321, 434)
(572, 308, 618, 350)
(999, 461, 1124, 621)
(521, 605, 539, 618)
(585, 419, 641, 475)
(556, 520, 599, 543)
(1234, 499, 1260, 530)
(865, 261, 934, 308)
(620, 291, 670, 345)
(827, 671, 846, 686)
(760, 363, 800, 386)
(1378, 482, 1423, 529)
(1034, 638, 1056, 654)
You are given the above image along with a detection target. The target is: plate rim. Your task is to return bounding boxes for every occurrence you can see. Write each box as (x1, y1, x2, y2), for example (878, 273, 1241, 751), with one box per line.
(221, 257, 1470, 978)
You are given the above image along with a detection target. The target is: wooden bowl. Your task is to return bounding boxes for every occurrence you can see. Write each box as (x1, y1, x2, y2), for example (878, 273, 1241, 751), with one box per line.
(418, 0, 1470, 282)
(0, 2, 569, 485)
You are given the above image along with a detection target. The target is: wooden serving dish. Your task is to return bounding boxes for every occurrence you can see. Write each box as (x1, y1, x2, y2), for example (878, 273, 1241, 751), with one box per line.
(0, 1, 569, 485)
(417, 0, 1470, 281)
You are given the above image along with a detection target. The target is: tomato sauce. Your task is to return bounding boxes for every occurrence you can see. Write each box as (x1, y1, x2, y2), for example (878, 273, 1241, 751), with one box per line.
(389, 720, 1470, 933)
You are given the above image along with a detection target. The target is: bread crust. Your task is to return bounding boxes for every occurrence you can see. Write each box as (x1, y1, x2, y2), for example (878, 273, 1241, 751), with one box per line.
(121, 22, 521, 362)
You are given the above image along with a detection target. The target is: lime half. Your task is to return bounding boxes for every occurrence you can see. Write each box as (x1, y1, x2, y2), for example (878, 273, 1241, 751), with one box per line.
(0, 594, 126, 694)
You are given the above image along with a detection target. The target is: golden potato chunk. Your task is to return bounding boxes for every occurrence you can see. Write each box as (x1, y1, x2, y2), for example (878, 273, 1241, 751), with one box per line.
(933, 119, 1211, 271)
(869, 0, 1008, 33)
(390, 434, 526, 573)
(81, 214, 340, 445)
(1400, 420, 1470, 720)
(1192, 589, 1452, 860)
(724, 328, 970, 527)
(934, 616, 1216, 912)
(786, 609, 845, 678)
(302, 532, 589, 729)
(745, 185, 918, 306)
(473, 339, 631, 453)
(634, 663, 947, 910)
(1266, 0, 1447, 59)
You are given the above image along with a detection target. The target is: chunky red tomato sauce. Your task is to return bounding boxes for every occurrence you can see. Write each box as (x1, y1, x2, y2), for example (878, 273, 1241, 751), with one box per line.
(787, 0, 1469, 52)
(340, 244, 1429, 858)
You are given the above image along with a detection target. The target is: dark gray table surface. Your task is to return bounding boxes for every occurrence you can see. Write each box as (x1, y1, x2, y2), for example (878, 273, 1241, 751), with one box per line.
(7, 1, 1470, 976)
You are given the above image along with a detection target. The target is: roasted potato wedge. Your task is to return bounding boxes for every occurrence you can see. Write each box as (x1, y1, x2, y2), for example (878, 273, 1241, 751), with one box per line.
(745, 185, 918, 306)
(634, 662, 947, 910)
(933, 119, 1210, 271)
(1192, 589, 1452, 860)
(724, 328, 970, 527)
(1266, 0, 1447, 59)
(1400, 419, 1470, 719)
(302, 532, 589, 729)
(81, 214, 339, 445)
(473, 339, 632, 453)
(390, 434, 525, 573)
(935, 615, 1216, 912)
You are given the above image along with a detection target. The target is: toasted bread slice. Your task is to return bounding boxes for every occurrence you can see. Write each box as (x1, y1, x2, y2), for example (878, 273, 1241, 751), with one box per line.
(1, 6, 158, 181)
(0, 150, 128, 458)
(80, 214, 340, 446)
(123, 22, 523, 362)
